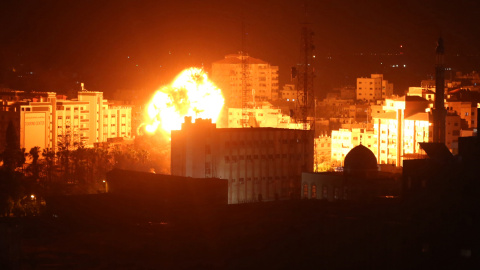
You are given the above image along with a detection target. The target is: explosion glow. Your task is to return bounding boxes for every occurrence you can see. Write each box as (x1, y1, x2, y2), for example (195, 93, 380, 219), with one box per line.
(143, 68, 224, 135)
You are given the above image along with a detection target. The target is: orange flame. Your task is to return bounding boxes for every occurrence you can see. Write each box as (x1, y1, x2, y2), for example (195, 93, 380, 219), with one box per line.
(143, 68, 224, 135)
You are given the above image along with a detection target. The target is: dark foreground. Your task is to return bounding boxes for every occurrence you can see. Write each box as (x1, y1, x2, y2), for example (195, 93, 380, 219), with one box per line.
(1, 195, 477, 269)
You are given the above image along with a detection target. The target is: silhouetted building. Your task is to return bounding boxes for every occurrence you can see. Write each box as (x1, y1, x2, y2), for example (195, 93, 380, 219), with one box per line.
(106, 169, 228, 206)
(402, 136, 479, 261)
(302, 145, 400, 201)
(171, 117, 314, 204)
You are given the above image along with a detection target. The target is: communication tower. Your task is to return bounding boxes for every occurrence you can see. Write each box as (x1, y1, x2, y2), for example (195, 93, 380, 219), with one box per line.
(241, 21, 250, 128)
(295, 23, 315, 131)
(294, 5, 316, 173)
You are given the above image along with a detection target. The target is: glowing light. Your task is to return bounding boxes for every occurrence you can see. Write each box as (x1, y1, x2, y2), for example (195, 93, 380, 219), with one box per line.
(142, 68, 224, 135)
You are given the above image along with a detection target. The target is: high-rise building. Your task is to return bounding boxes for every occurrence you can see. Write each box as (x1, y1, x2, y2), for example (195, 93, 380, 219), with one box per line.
(171, 117, 313, 204)
(0, 90, 132, 152)
(211, 54, 279, 108)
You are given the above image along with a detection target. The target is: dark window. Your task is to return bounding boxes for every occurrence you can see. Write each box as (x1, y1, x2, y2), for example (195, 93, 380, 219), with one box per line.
(322, 186, 328, 199)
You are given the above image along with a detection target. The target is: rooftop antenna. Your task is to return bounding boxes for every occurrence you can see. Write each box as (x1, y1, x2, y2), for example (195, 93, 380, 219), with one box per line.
(241, 14, 250, 128)
(296, 1, 315, 131)
(297, 0, 316, 173)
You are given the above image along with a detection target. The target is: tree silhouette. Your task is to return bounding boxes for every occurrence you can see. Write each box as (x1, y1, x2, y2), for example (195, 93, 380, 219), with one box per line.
(1, 121, 25, 171)
(0, 121, 29, 216)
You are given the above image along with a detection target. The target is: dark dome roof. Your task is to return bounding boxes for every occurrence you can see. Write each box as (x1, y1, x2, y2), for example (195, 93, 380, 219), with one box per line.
(344, 144, 377, 174)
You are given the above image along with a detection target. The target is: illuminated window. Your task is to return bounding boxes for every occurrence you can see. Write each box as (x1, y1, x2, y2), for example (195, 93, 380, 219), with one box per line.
(303, 184, 308, 198)
(311, 185, 317, 199)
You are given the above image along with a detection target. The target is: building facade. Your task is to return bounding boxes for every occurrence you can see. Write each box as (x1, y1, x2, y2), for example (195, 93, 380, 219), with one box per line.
(0, 90, 132, 152)
(211, 54, 279, 107)
(171, 118, 314, 204)
(446, 101, 478, 130)
(227, 105, 304, 129)
(373, 110, 430, 166)
(330, 128, 375, 166)
(356, 74, 393, 101)
(279, 84, 299, 102)
(314, 134, 331, 171)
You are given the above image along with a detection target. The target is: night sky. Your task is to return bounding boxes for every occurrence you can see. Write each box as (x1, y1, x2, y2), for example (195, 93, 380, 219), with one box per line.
(1, 0, 480, 96)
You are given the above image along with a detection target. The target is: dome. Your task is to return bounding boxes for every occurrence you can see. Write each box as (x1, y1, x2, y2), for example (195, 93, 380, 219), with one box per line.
(344, 144, 377, 175)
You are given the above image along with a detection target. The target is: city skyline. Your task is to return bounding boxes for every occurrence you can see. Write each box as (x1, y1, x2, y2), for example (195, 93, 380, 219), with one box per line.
(1, 0, 480, 95)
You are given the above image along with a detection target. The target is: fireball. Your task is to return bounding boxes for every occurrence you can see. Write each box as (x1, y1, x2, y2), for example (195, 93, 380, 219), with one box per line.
(143, 68, 224, 135)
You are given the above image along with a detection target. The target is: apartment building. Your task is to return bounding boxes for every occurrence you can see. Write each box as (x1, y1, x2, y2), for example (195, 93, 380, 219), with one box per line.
(0, 90, 132, 152)
(211, 54, 279, 107)
(356, 74, 393, 101)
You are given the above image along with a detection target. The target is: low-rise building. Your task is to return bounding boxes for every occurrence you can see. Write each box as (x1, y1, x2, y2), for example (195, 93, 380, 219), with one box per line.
(303, 145, 400, 201)
(227, 103, 305, 129)
(330, 128, 375, 166)
(356, 74, 393, 101)
(279, 84, 299, 102)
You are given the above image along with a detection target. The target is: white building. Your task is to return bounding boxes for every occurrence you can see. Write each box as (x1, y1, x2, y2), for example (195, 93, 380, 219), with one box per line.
(1, 90, 132, 152)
